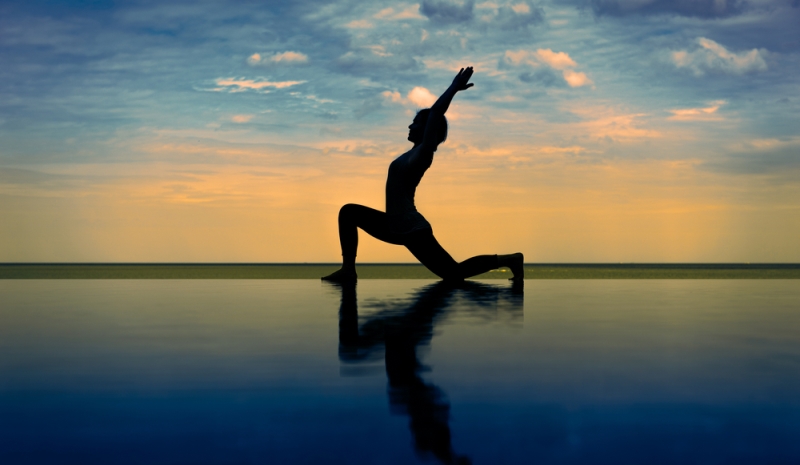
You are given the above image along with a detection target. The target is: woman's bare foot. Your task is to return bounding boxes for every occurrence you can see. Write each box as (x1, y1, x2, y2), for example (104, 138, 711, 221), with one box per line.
(498, 253, 524, 281)
(321, 268, 357, 282)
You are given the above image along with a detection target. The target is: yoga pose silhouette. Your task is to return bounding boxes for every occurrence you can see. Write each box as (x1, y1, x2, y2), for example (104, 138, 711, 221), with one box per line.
(322, 67, 523, 282)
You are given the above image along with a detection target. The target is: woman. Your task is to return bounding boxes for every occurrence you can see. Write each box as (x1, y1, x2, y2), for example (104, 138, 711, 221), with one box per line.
(322, 67, 523, 283)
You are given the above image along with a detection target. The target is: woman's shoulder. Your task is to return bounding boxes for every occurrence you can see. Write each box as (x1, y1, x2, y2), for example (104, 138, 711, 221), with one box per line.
(398, 146, 419, 160)
(398, 145, 434, 164)
(391, 148, 414, 167)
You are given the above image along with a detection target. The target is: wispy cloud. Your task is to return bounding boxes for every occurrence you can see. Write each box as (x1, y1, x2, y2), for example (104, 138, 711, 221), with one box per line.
(210, 78, 305, 92)
(231, 114, 254, 123)
(568, 107, 662, 141)
(668, 101, 726, 121)
(374, 4, 425, 20)
(334, 47, 420, 76)
(474, 0, 544, 29)
(672, 38, 767, 76)
(502, 48, 593, 87)
(702, 137, 800, 175)
(344, 19, 374, 28)
(247, 51, 309, 66)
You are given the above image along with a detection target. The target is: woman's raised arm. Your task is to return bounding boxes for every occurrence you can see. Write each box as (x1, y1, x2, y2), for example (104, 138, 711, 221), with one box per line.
(412, 67, 474, 163)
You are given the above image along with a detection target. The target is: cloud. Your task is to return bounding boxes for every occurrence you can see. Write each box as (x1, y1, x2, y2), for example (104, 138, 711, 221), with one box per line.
(317, 139, 392, 157)
(381, 90, 404, 103)
(344, 19, 374, 28)
(421, 0, 475, 23)
(533, 49, 577, 70)
(672, 38, 768, 76)
(511, 3, 531, 13)
(231, 114, 254, 123)
(519, 69, 564, 86)
(701, 138, 800, 175)
(211, 78, 305, 92)
(353, 86, 437, 118)
(475, 0, 545, 29)
(247, 51, 309, 66)
(562, 69, 592, 87)
(304, 94, 336, 104)
(407, 86, 438, 107)
(567, 107, 662, 141)
(334, 47, 420, 76)
(379, 87, 438, 108)
(374, 5, 426, 20)
(584, 113, 661, 140)
(502, 49, 593, 87)
(668, 101, 726, 121)
(571, 0, 748, 18)
(364, 45, 392, 57)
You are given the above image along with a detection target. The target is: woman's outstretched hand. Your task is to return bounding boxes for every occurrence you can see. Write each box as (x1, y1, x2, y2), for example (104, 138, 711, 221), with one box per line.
(451, 67, 474, 92)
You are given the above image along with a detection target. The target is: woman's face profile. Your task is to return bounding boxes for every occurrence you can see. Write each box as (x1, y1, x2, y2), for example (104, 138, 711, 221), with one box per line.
(408, 114, 425, 144)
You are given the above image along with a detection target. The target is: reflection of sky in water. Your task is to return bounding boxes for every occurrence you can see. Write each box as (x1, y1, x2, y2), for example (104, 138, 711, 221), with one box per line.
(1, 280, 799, 464)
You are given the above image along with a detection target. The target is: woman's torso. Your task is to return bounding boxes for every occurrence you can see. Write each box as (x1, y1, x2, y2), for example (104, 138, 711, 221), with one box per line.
(385, 148, 432, 235)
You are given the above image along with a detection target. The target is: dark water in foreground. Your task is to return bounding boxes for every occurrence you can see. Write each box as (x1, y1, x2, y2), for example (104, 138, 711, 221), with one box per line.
(1, 280, 799, 464)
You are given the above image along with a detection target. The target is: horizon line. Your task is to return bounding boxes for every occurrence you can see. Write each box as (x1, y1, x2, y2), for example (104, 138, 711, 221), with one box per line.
(3, 262, 799, 267)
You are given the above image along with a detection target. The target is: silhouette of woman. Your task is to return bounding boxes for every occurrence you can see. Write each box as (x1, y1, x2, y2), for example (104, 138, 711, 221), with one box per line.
(322, 67, 523, 282)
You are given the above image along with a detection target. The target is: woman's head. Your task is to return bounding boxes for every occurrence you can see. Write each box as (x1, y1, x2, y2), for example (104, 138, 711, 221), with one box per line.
(408, 109, 448, 147)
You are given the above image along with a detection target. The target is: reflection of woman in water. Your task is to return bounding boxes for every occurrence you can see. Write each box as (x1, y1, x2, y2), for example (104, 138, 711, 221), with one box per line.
(334, 280, 523, 464)
(323, 67, 524, 282)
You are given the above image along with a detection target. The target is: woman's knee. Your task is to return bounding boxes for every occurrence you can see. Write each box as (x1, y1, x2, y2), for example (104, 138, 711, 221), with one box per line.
(338, 203, 361, 223)
(423, 263, 462, 282)
(439, 266, 464, 282)
(406, 236, 461, 280)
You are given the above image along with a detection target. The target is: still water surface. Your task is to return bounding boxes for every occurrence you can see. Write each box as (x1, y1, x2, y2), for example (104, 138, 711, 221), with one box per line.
(1, 280, 799, 464)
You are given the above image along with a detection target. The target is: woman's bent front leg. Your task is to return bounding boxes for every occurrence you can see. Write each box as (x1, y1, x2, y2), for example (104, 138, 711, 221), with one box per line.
(323, 204, 402, 281)
(338, 204, 405, 258)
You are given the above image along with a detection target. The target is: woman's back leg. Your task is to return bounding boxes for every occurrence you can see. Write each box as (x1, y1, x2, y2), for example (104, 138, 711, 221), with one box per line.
(406, 232, 523, 281)
(405, 233, 497, 281)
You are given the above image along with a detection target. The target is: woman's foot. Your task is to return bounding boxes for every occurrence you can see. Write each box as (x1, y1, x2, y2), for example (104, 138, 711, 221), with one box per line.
(321, 268, 357, 282)
(498, 253, 524, 281)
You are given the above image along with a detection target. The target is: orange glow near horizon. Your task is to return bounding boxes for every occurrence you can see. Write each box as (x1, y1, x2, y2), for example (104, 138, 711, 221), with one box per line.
(2, 133, 798, 263)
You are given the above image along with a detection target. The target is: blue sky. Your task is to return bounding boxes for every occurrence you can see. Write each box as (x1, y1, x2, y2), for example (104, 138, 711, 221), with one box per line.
(1, 0, 799, 262)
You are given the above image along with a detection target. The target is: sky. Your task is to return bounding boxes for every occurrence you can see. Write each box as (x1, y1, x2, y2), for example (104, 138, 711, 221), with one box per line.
(1, 0, 799, 263)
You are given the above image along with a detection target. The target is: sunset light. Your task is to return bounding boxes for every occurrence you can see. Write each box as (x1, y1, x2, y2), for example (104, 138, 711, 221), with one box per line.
(1, 0, 798, 263)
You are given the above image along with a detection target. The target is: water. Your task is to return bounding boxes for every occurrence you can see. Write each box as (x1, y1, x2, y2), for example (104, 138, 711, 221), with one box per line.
(1, 280, 799, 464)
